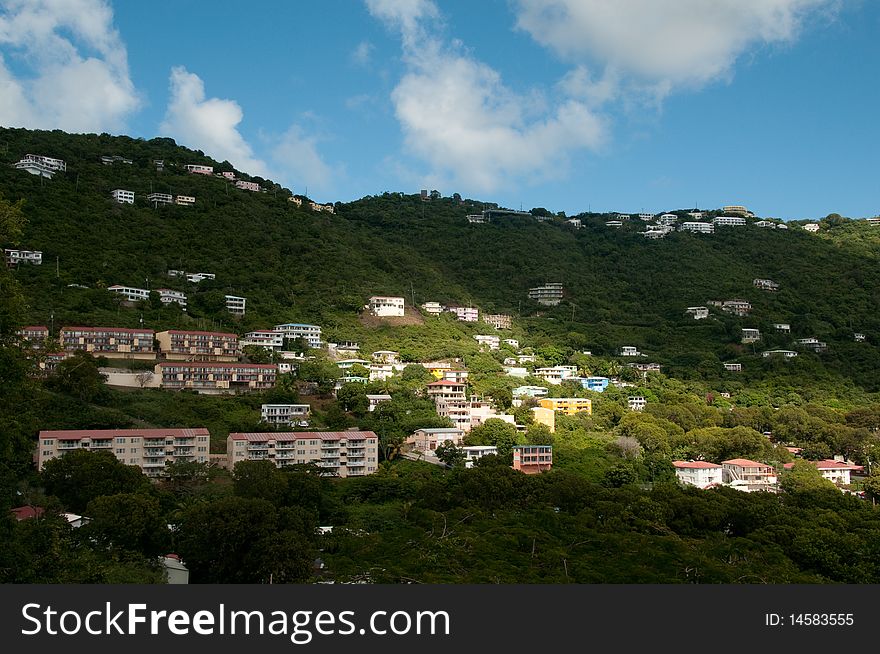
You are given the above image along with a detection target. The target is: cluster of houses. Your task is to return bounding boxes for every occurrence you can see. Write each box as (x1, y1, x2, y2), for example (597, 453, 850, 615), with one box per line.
(673, 456, 863, 493)
(104, 283, 245, 316)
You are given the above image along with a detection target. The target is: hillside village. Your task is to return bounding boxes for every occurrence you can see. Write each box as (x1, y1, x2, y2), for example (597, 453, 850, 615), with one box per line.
(3, 128, 880, 584)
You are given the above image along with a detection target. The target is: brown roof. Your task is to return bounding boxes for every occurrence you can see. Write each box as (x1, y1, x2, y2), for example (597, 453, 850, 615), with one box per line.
(40, 428, 210, 441)
(229, 431, 377, 442)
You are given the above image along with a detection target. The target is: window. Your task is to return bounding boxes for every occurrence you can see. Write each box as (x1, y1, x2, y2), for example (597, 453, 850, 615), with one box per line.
(130, 448, 138, 453)
(116, 448, 125, 454)
(116, 437, 126, 443)
(42, 439, 53, 445)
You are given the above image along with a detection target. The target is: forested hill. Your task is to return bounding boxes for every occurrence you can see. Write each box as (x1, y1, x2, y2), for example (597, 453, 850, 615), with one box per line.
(2, 126, 880, 391)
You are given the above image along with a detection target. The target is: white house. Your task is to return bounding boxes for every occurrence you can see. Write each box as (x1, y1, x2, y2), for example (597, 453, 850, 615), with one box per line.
(111, 189, 135, 204)
(619, 346, 642, 357)
(754, 278, 780, 291)
(658, 214, 678, 225)
(803, 223, 820, 233)
(367, 394, 392, 412)
(463, 445, 498, 468)
(628, 396, 647, 411)
(108, 285, 149, 303)
(713, 216, 747, 227)
(4, 249, 42, 266)
(533, 366, 578, 385)
(186, 272, 215, 283)
(261, 404, 311, 427)
(503, 338, 519, 348)
(723, 363, 742, 372)
(421, 301, 443, 315)
(754, 220, 777, 228)
(450, 306, 479, 322)
(185, 164, 213, 175)
(741, 328, 761, 343)
(474, 335, 500, 350)
(235, 180, 261, 192)
(240, 330, 285, 351)
(175, 195, 196, 206)
(156, 289, 187, 310)
(147, 193, 173, 206)
(14, 154, 66, 178)
(673, 461, 723, 489)
(762, 349, 798, 358)
(225, 295, 246, 316)
(367, 296, 405, 317)
(685, 306, 709, 320)
(273, 323, 322, 349)
(680, 222, 714, 234)
(773, 323, 791, 333)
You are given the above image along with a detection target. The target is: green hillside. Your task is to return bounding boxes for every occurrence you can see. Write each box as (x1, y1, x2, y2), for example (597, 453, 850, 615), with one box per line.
(2, 126, 879, 392)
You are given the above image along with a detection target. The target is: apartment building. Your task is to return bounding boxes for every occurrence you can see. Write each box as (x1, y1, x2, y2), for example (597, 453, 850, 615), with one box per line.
(513, 386, 549, 399)
(533, 366, 578, 384)
(441, 369, 469, 384)
(235, 180, 261, 192)
(619, 346, 642, 356)
(186, 272, 215, 283)
(147, 193, 173, 206)
(637, 213, 654, 221)
(773, 323, 791, 333)
(37, 428, 211, 477)
(406, 427, 465, 454)
(527, 283, 563, 306)
(273, 323, 323, 349)
(741, 328, 761, 343)
(722, 459, 777, 492)
(175, 195, 195, 206)
(512, 445, 552, 474)
(673, 461, 723, 489)
(713, 216, 747, 227)
(4, 249, 42, 266)
(260, 404, 311, 427)
(185, 164, 213, 174)
(240, 330, 285, 351)
(762, 349, 798, 358)
(227, 431, 379, 476)
(156, 362, 276, 393)
(720, 300, 751, 316)
(450, 306, 479, 322)
(680, 221, 714, 234)
(60, 326, 155, 359)
(723, 363, 743, 372)
(474, 334, 500, 350)
(466, 214, 488, 224)
(685, 306, 709, 320)
(628, 396, 647, 411)
(366, 296, 405, 317)
(225, 295, 246, 316)
(421, 301, 443, 315)
(155, 289, 187, 310)
(579, 376, 609, 392)
(108, 285, 150, 303)
(310, 202, 334, 213)
(372, 350, 400, 364)
(658, 214, 678, 225)
(15, 154, 66, 178)
(538, 397, 592, 415)
(484, 314, 512, 329)
(426, 380, 467, 402)
(17, 325, 49, 347)
(111, 189, 135, 204)
(156, 330, 240, 361)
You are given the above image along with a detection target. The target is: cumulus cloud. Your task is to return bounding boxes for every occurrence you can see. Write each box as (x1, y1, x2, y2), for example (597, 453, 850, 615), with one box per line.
(160, 66, 272, 178)
(366, 0, 605, 193)
(270, 124, 335, 194)
(513, 0, 837, 92)
(0, 0, 139, 132)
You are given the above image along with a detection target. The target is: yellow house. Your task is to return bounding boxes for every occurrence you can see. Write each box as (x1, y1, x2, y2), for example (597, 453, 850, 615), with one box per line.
(422, 362, 453, 379)
(539, 397, 592, 416)
(530, 406, 556, 433)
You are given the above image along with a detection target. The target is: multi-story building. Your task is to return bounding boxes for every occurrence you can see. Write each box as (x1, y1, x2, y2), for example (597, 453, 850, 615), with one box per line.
(773, 323, 791, 333)
(156, 362, 276, 393)
(225, 295, 246, 316)
(17, 325, 49, 347)
(111, 189, 135, 204)
(628, 362, 661, 373)
(619, 346, 641, 356)
(680, 221, 714, 234)
(565, 218, 582, 229)
(366, 394, 392, 412)
(513, 385, 550, 399)
(156, 330, 240, 361)
(579, 376, 609, 392)
(685, 306, 709, 320)
(503, 338, 519, 349)
(175, 195, 195, 206)
(107, 285, 150, 303)
(463, 445, 498, 468)
(226, 431, 379, 476)
(240, 330, 285, 351)
(673, 461, 723, 489)
(372, 350, 400, 364)
(512, 445, 552, 474)
(754, 220, 777, 228)
(637, 213, 654, 221)
(628, 396, 647, 411)
(185, 164, 213, 175)
(782, 459, 863, 486)
(441, 370, 469, 384)
(527, 283, 563, 306)
(426, 380, 467, 402)
(37, 428, 211, 476)
(273, 323, 322, 349)
(723, 363, 742, 372)
(60, 326, 155, 359)
(421, 301, 443, 315)
(721, 205, 753, 217)
(310, 202, 334, 213)
(260, 404, 311, 427)
(605, 220, 623, 228)
(406, 427, 465, 454)
(753, 278, 780, 291)
(538, 397, 592, 415)
(186, 272, 215, 283)
(15, 154, 66, 178)
(449, 306, 479, 322)
(533, 365, 578, 385)
(658, 213, 678, 225)
(474, 334, 500, 350)
(4, 249, 42, 266)
(713, 216, 747, 227)
(466, 214, 488, 224)
(155, 289, 187, 310)
(720, 300, 751, 316)
(221, 171, 236, 180)
(762, 349, 798, 358)
(484, 314, 512, 329)
(366, 296, 405, 317)
(795, 337, 827, 352)
(722, 459, 777, 491)
(147, 193, 173, 206)
(235, 180, 261, 192)
(741, 328, 761, 343)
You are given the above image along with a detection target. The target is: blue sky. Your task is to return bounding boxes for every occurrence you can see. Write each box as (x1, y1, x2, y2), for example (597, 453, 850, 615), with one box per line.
(0, 0, 877, 219)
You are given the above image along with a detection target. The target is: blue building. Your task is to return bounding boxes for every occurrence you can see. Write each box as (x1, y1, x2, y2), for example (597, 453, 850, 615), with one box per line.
(578, 376, 609, 392)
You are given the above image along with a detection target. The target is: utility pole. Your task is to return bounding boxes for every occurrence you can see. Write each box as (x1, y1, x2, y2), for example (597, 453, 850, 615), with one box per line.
(55, 256, 59, 278)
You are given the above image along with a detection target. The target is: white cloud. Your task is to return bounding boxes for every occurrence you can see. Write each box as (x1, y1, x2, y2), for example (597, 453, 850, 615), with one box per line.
(513, 0, 837, 92)
(351, 41, 375, 66)
(160, 66, 271, 178)
(366, 0, 605, 193)
(0, 0, 139, 132)
(270, 124, 335, 194)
